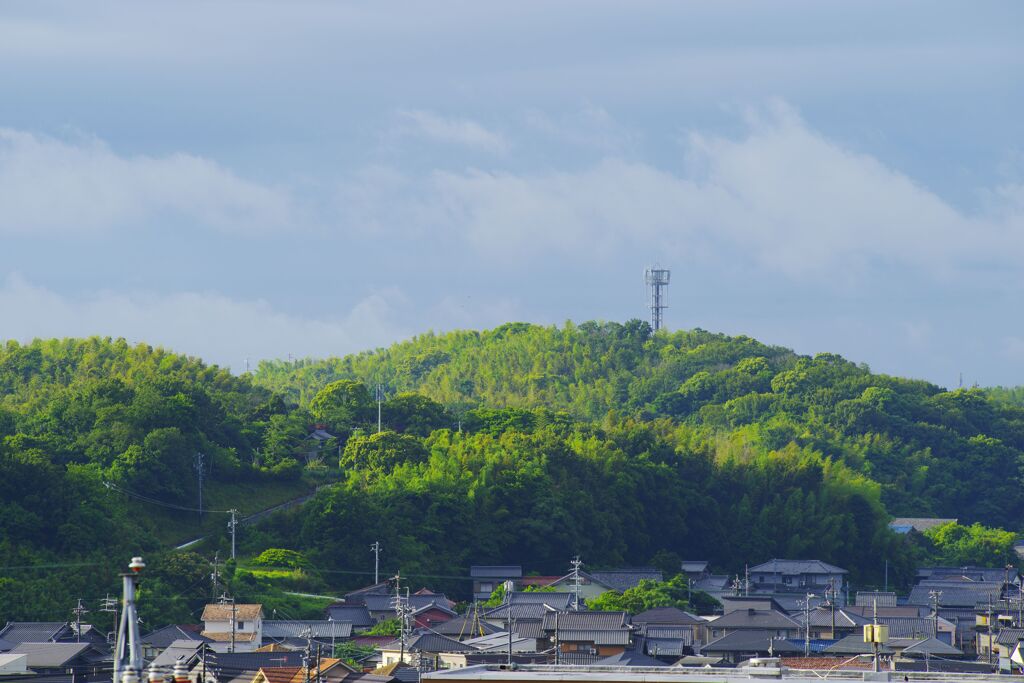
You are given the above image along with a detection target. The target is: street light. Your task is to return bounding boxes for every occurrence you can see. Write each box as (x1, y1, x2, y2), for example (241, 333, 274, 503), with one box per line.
(543, 604, 560, 665)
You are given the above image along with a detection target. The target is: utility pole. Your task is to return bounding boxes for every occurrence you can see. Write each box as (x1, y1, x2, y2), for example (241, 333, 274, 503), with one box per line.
(194, 452, 205, 518)
(113, 557, 146, 683)
(508, 616, 515, 666)
(231, 598, 237, 654)
(570, 556, 583, 611)
(988, 594, 994, 664)
(227, 510, 239, 560)
(72, 599, 88, 643)
(744, 564, 749, 596)
(803, 593, 815, 657)
(210, 552, 222, 599)
(371, 541, 382, 584)
(100, 595, 118, 645)
(376, 384, 384, 434)
(929, 590, 942, 638)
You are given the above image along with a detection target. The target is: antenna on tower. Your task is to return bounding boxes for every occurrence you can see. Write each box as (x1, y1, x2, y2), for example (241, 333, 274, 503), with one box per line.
(644, 266, 671, 331)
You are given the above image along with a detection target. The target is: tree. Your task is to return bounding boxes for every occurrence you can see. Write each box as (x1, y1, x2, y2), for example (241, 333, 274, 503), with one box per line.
(923, 522, 1018, 567)
(340, 431, 427, 472)
(310, 380, 373, 432)
(383, 393, 451, 436)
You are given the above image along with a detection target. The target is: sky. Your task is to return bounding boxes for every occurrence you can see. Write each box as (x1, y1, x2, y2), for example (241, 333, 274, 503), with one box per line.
(0, 1, 1022, 386)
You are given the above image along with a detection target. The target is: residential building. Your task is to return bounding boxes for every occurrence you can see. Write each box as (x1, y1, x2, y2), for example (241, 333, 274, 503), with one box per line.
(262, 620, 352, 649)
(586, 568, 663, 593)
(201, 603, 264, 653)
(470, 566, 523, 601)
(702, 608, 800, 642)
(747, 560, 847, 599)
(379, 632, 476, 668)
(541, 610, 632, 658)
(325, 604, 375, 630)
(888, 518, 957, 534)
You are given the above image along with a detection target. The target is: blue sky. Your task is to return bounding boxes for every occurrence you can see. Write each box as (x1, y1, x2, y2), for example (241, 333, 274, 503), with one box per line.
(1, 1, 1022, 386)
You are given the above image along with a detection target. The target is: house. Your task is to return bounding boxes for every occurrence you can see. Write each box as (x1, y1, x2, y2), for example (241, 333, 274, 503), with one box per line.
(541, 610, 632, 658)
(518, 576, 560, 590)
(304, 427, 337, 464)
(378, 632, 476, 668)
(992, 627, 1024, 671)
(142, 624, 211, 660)
(595, 650, 670, 667)
(325, 604, 375, 630)
(631, 607, 701, 627)
(151, 639, 207, 672)
(889, 518, 957, 534)
(698, 630, 802, 663)
(430, 615, 502, 641)
(794, 606, 868, 640)
(7, 642, 109, 680)
(462, 631, 537, 654)
(201, 603, 264, 653)
(544, 572, 615, 604)
(702, 608, 800, 642)
(360, 594, 455, 623)
(0, 622, 107, 648)
(636, 625, 694, 659)
(470, 566, 522, 601)
(262, 620, 352, 649)
(719, 596, 787, 614)
(747, 560, 848, 599)
(193, 649, 306, 683)
(481, 591, 573, 627)
(250, 657, 356, 683)
(586, 568, 663, 593)
(855, 591, 898, 608)
(412, 603, 458, 630)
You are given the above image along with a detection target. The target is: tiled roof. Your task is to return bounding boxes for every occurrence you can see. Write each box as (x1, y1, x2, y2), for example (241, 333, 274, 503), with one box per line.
(855, 591, 898, 607)
(700, 630, 802, 654)
(143, 624, 211, 648)
(470, 566, 522, 579)
(824, 635, 894, 655)
(361, 594, 453, 613)
(0, 623, 70, 645)
(541, 611, 629, 631)
(707, 609, 799, 630)
(632, 607, 700, 626)
(898, 637, 963, 656)
(796, 608, 869, 628)
(431, 616, 501, 638)
(204, 650, 305, 672)
(748, 559, 848, 576)
(596, 650, 670, 667)
(257, 666, 302, 683)
(511, 620, 544, 640)
(588, 568, 664, 593)
(200, 631, 259, 642)
(558, 629, 632, 646)
(483, 604, 551, 621)
(998, 628, 1024, 645)
(151, 639, 204, 669)
(325, 604, 374, 628)
(381, 632, 475, 653)
(201, 604, 263, 621)
(875, 616, 950, 638)
(907, 584, 1000, 607)
(642, 626, 695, 642)
(8, 642, 90, 668)
(519, 576, 560, 587)
(506, 592, 573, 606)
(263, 621, 353, 639)
(917, 567, 1008, 582)
(692, 575, 730, 591)
(680, 562, 709, 573)
(889, 518, 957, 533)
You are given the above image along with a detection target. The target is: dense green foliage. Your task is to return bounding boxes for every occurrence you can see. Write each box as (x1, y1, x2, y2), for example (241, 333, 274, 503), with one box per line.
(588, 576, 717, 614)
(0, 338, 312, 621)
(5, 323, 1024, 628)
(255, 322, 1024, 529)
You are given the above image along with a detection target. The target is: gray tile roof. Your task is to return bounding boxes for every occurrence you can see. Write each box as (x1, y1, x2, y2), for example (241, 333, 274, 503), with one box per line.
(325, 604, 374, 628)
(263, 621, 353, 639)
(150, 640, 204, 669)
(483, 604, 551, 621)
(541, 611, 630, 631)
(998, 628, 1024, 646)
(142, 625, 210, 649)
(632, 607, 701, 626)
(917, 566, 1008, 583)
(708, 609, 799, 630)
(203, 650, 305, 672)
(700, 630, 802, 655)
(680, 562, 709, 574)
(361, 594, 453, 613)
(907, 584, 1000, 607)
(748, 559, 848, 576)
(511, 621, 545, 641)
(557, 629, 632, 646)
(505, 592, 574, 606)
(470, 566, 522, 579)
(381, 632, 475, 653)
(898, 637, 963, 656)
(0, 623, 70, 645)
(855, 592, 898, 607)
(875, 616, 946, 639)
(588, 568, 664, 593)
(431, 616, 502, 639)
(596, 650, 670, 667)
(8, 642, 91, 668)
(824, 635, 894, 655)
(796, 608, 869, 628)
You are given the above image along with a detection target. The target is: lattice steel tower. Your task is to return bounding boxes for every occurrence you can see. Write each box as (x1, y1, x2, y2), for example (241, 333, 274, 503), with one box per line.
(644, 266, 671, 331)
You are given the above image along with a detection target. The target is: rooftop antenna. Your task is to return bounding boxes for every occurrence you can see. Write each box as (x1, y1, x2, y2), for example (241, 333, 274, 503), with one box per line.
(644, 266, 671, 332)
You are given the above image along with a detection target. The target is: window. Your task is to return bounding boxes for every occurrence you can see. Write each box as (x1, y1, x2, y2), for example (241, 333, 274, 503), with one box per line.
(480, 582, 493, 593)
(237, 621, 245, 629)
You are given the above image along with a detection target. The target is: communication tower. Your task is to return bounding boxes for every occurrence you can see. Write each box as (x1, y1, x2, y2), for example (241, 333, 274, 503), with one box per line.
(644, 267, 671, 331)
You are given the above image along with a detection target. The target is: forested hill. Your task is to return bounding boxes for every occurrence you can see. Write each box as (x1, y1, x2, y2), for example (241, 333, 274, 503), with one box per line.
(255, 321, 1024, 529)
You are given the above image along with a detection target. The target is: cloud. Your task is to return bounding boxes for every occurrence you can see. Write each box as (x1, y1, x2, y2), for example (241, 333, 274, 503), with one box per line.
(0, 274, 406, 369)
(394, 110, 510, 154)
(0, 128, 292, 236)
(422, 102, 1024, 280)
